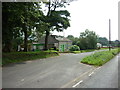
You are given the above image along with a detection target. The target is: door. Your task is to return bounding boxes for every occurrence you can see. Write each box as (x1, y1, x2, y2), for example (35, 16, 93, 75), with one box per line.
(60, 44, 65, 52)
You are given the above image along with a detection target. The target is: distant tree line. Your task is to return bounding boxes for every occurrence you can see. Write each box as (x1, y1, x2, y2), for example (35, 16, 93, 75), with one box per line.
(67, 29, 120, 50)
(97, 37, 120, 47)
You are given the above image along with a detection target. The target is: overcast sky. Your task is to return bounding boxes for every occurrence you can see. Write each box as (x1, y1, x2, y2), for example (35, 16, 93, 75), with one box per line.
(52, 0, 119, 41)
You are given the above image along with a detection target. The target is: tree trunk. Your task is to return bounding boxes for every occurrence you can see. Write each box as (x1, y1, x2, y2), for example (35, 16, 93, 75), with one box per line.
(2, 41, 12, 52)
(23, 25, 28, 52)
(44, 30, 49, 50)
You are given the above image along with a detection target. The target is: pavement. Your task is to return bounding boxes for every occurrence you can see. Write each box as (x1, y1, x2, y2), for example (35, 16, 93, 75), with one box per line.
(2, 50, 118, 88)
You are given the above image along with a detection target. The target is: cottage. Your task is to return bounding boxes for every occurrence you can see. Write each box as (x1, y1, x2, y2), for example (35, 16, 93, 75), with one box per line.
(32, 35, 72, 52)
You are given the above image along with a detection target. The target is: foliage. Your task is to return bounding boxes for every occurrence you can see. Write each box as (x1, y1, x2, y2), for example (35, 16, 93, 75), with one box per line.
(78, 29, 98, 50)
(67, 35, 74, 40)
(71, 51, 81, 54)
(42, 0, 71, 50)
(67, 30, 98, 50)
(81, 49, 96, 53)
(69, 45, 80, 51)
(2, 51, 59, 66)
(2, 1, 76, 52)
(67, 35, 79, 45)
(98, 37, 109, 46)
(111, 40, 120, 47)
(81, 49, 119, 66)
(2, 2, 44, 52)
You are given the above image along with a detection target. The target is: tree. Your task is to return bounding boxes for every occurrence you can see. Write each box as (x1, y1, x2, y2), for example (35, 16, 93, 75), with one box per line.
(18, 2, 44, 52)
(2, 3, 22, 52)
(67, 35, 74, 40)
(2, 2, 44, 52)
(69, 45, 80, 51)
(42, 0, 73, 50)
(78, 29, 98, 50)
(111, 40, 120, 47)
(67, 35, 79, 45)
(98, 37, 109, 46)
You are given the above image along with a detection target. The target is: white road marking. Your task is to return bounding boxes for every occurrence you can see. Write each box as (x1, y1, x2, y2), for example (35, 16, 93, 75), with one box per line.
(21, 79, 24, 81)
(61, 68, 94, 88)
(72, 80, 83, 87)
(97, 67, 101, 69)
(88, 72, 94, 77)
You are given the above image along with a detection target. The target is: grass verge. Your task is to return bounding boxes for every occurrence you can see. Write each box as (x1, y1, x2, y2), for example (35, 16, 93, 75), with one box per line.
(81, 48, 120, 66)
(59, 49, 96, 54)
(72, 51, 81, 53)
(2, 51, 59, 66)
(81, 49, 96, 53)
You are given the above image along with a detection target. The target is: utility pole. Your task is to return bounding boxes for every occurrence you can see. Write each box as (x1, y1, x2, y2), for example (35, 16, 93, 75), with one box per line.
(109, 19, 111, 51)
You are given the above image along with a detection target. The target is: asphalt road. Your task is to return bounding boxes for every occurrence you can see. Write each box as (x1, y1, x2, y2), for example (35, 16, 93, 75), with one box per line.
(3, 50, 116, 88)
(69, 53, 119, 88)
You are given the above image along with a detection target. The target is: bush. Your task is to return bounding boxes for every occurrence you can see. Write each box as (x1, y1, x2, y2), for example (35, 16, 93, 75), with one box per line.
(69, 45, 80, 51)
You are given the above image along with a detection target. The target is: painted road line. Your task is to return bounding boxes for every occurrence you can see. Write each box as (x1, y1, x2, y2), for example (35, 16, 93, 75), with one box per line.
(61, 68, 95, 88)
(21, 79, 24, 82)
(26, 61, 32, 63)
(72, 80, 83, 88)
(88, 72, 94, 77)
(97, 67, 101, 69)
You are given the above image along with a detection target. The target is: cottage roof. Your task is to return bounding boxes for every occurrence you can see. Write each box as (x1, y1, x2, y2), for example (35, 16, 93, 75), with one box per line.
(56, 37, 72, 42)
(38, 35, 72, 44)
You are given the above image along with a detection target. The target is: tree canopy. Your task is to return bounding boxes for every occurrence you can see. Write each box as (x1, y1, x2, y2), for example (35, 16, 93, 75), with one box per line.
(79, 29, 98, 49)
(41, 0, 71, 50)
(98, 37, 109, 46)
(2, 2, 44, 52)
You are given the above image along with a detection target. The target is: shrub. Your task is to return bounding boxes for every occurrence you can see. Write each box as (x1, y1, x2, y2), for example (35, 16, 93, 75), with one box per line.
(69, 45, 80, 51)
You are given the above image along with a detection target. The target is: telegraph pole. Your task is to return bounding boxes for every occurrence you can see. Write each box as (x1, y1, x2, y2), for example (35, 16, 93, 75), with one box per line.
(109, 19, 111, 51)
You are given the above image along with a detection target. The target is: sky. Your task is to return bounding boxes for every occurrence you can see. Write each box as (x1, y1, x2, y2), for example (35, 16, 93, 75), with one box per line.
(52, 0, 119, 41)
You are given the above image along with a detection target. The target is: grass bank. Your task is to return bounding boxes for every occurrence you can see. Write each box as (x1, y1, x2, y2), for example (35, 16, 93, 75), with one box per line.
(81, 48, 120, 66)
(2, 51, 59, 66)
(81, 49, 96, 53)
(59, 49, 96, 54)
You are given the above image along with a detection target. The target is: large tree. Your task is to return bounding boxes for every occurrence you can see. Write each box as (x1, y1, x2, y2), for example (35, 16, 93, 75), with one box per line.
(42, 0, 73, 50)
(78, 29, 98, 50)
(2, 3, 22, 52)
(98, 37, 109, 46)
(2, 2, 44, 52)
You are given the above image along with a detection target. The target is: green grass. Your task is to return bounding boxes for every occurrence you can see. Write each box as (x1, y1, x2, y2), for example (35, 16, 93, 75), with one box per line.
(81, 49, 120, 66)
(81, 49, 96, 53)
(59, 49, 96, 54)
(2, 51, 59, 66)
(44, 50, 58, 52)
(59, 51, 81, 53)
(71, 51, 81, 54)
(59, 49, 103, 54)
(100, 47, 109, 50)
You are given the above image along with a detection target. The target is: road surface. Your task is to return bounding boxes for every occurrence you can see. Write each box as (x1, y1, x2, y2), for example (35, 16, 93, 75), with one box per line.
(3, 50, 118, 88)
(68, 53, 119, 88)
